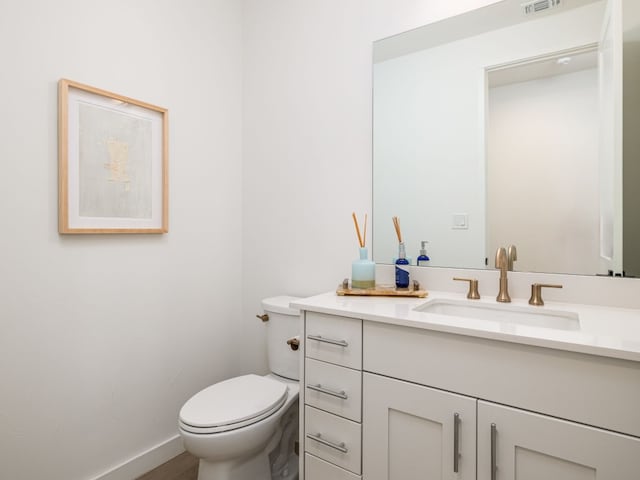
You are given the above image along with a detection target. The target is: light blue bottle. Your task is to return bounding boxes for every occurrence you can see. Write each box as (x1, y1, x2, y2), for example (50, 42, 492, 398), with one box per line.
(352, 247, 375, 289)
(395, 242, 410, 289)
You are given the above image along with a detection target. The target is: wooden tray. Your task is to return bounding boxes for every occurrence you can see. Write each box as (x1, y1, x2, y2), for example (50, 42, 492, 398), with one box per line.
(336, 279, 428, 298)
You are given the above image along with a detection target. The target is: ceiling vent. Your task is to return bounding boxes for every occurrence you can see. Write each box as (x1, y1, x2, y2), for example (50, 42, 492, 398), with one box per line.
(522, 0, 562, 15)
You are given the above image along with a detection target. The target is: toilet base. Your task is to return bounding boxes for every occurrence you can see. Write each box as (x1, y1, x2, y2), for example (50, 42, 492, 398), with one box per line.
(273, 455, 298, 480)
(197, 450, 270, 480)
(196, 429, 298, 480)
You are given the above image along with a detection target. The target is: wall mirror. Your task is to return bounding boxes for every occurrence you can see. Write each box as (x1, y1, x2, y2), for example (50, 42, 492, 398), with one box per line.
(372, 0, 640, 277)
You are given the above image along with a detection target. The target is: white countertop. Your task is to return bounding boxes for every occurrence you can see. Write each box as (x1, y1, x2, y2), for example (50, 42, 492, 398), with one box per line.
(292, 291, 640, 362)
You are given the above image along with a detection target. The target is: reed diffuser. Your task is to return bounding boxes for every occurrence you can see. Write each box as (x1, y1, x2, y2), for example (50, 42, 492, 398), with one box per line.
(392, 216, 410, 288)
(351, 212, 375, 289)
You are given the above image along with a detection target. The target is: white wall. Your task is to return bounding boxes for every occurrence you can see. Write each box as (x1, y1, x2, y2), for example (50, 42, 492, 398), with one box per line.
(1, 2, 502, 477)
(373, 43, 487, 268)
(488, 69, 600, 275)
(241, 0, 505, 367)
(2, 1, 626, 479)
(0, 1, 243, 479)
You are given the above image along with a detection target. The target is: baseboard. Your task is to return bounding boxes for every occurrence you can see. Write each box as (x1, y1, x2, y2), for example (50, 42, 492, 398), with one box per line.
(89, 435, 185, 480)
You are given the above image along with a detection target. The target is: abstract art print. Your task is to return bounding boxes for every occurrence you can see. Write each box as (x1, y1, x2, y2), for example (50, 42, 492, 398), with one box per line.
(58, 79, 168, 233)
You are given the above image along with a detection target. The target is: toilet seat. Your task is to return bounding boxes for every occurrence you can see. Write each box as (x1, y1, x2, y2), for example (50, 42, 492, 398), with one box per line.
(179, 374, 288, 434)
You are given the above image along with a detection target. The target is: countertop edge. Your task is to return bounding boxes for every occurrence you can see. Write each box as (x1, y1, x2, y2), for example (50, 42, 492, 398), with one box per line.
(292, 292, 640, 363)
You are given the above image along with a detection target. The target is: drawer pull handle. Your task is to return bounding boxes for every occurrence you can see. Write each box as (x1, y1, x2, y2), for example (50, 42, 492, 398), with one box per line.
(491, 423, 497, 480)
(453, 412, 460, 473)
(307, 383, 348, 400)
(306, 433, 348, 454)
(307, 334, 349, 347)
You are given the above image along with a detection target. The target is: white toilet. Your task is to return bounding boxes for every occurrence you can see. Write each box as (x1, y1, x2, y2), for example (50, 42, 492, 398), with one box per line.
(179, 296, 301, 480)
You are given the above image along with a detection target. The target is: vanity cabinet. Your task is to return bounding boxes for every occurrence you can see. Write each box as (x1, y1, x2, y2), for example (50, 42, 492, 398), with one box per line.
(362, 321, 640, 480)
(362, 370, 640, 480)
(299, 306, 640, 480)
(302, 312, 363, 480)
(477, 401, 640, 479)
(363, 373, 476, 480)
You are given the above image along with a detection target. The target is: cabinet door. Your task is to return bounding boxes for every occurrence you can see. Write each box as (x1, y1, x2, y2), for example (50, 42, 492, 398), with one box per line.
(363, 373, 476, 480)
(478, 400, 640, 480)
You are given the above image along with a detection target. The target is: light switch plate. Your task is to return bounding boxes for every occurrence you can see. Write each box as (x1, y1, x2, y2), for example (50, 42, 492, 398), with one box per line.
(452, 213, 468, 229)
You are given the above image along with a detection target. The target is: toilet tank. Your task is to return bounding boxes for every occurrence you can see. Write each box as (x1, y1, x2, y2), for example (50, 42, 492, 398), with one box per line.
(262, 296, 301, 381)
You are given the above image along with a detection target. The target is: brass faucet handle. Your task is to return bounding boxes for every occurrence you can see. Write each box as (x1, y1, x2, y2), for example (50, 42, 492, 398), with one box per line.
(528, 283, 563, 306)
(507, 245, 518, 271)
(495, 247, 511, 303)
(453, 277, 480, 300)
(495, 247, 508, 269)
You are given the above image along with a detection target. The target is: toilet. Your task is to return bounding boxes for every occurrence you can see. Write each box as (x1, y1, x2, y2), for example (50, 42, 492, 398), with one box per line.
(179, 296, 301, 480)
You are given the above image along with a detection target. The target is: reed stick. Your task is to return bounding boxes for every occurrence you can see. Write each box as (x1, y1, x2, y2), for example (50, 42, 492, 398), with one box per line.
(392, 216, 403, 243)
(363, 214, 367, 248)
(352, 212, 364, 248)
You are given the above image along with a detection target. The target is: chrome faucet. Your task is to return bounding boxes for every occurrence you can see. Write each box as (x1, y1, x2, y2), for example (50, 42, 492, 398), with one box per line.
(507, 244, 517, 271)
(495, 247, 511, 303)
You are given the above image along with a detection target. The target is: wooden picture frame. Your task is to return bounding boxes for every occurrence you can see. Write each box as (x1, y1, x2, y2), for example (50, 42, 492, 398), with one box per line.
(58, 79, 168, 234)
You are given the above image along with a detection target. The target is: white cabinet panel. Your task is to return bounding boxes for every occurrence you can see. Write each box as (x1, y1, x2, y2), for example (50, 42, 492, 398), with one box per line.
(305, 312, 362, 369)
(304, 453, 361, 480)
(305, 357, 362, 422)
(362, 372, 476, 480)
(477, 401, 640, 480)
(305, 405, 362, 475)
(363, 320, 640, 438)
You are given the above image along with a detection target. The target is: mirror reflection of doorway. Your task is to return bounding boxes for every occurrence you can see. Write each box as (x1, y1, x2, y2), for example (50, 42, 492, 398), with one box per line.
(485, 47, 611, 275)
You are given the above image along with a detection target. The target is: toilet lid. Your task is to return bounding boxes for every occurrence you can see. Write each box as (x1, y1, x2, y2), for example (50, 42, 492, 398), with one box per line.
(179, 374, 288, 430)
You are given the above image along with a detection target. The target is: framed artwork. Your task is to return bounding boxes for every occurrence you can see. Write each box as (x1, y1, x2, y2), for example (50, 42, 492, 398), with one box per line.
(58, 79, 168, 233)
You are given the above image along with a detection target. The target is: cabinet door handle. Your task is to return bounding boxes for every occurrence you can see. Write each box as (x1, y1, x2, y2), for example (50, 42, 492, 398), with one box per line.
(307, 383, 348, 400)
(306, 433, 348, 453)
(306, 334, 349, 347)
(453, 412, 460, 473)
(491, 423, 497, 480)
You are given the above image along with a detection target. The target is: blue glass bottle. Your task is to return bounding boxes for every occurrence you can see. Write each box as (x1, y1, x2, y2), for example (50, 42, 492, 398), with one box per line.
(417, 240, 430, 266)
(395, 242, 410, 289)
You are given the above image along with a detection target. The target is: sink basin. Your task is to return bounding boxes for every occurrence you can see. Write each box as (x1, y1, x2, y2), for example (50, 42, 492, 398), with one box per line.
(415, 299, 580, 330)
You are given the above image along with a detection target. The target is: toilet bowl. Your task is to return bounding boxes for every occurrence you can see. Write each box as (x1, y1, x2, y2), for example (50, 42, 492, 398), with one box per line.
(178, 296, 301, 480)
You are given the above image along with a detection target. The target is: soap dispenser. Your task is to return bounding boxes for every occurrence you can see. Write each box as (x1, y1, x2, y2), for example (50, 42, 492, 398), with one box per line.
(395, 242, 410, 288)
(417, 241, 430, 266)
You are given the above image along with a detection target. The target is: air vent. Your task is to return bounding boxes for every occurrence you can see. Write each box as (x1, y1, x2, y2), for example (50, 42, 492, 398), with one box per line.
(522, 0, 562, 15)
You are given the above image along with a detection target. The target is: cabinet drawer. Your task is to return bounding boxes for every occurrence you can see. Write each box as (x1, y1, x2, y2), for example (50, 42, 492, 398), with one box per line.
(363, 321, 640, 438)
(305, 312, 362, 369)
(305, 405, 362, 475)
(305, 453, 361, 480)
(305, 358, 362, 422)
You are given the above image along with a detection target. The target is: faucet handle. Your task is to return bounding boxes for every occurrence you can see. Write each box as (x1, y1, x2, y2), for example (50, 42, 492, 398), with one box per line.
(495, 247, 507, 269)
(507, 245, 517, 271)
(528, 283, 563, 306)
(453, 277, 480, 300)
